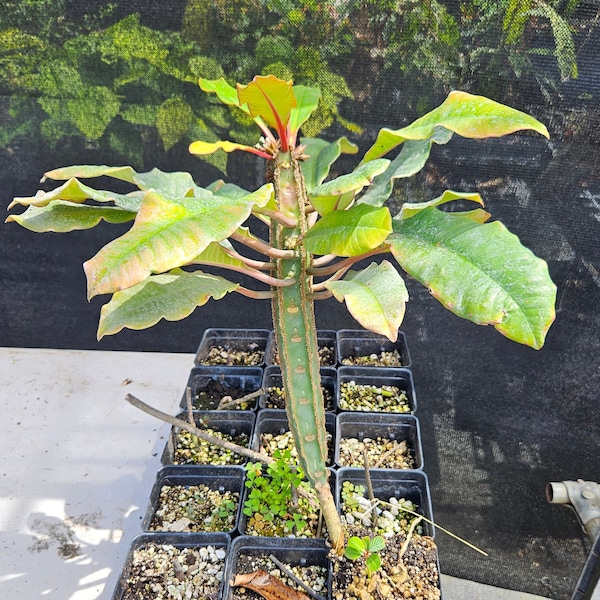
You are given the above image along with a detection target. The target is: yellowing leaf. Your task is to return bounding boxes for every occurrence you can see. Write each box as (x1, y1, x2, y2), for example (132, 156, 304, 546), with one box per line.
(84, 185, 272, 298)
(97, 269, 238, 338)
(398, 190, 485, 220)
(326, 261, 408, 341)
(237, 75, 296, 134)
(364, 91, 549, 162)
(5, 201, 135, 232)
(189, 139, 262, 156)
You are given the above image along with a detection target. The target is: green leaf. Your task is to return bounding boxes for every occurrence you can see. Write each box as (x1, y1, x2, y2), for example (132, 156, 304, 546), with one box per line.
(365, 553, 382, 575)
(5, 201, 135, 233)
(97, 268, 238, 338)
(83, 184, 273, 298)
(236, 75, 296, 134)
(359, 132, 453, 206)
(311, 159, 390, 198)
(363, 91, 549, 162)
(199, 77, 250, 112)
(302, 204, 392, 257)
(288, 85, 321, 135)
(207, 180, 251, 199)
(368, 536, 386, 553)
(132, 168, 206, 198)
(398, 190, 485, 220)
(326, 261, 408, 342)
(344, 536, 367, 560)
(190, 241, 246, 269)
(309, 158, 390, 217)
(389, 208, 556, 349)
(301, 137, 359, 192)
(308, 192, 355, 217)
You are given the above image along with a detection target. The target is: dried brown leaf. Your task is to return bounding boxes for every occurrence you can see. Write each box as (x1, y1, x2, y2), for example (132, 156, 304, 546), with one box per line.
(232, 569, 311, 600)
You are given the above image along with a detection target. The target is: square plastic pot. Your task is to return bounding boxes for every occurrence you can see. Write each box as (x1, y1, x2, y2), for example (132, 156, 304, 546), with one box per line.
(142, 465, 245, 535)
(336, 467, 435, 537)
(335, 412, 423, 470)
(195, 328, 271, 367)
(181, 366, 264, 410)
(336, 366, 417, 414)
(111, 532, 230, 600)
(238, 468, 336, 538)
(337, 329, 411, 369)
(266, 329, 338, 366)
(162, 410, 255, 466)
(259, 366, 336, 412)
(221, 536, 330, 600)
(252, 408, 336, 467)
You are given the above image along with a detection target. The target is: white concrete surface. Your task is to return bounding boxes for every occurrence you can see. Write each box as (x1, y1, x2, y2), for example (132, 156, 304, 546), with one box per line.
(0, 347, 580, 599)
(0, 347, 192, 599)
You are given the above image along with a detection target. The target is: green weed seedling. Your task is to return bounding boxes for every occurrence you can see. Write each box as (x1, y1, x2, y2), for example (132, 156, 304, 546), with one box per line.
(345, 535, 386, 576)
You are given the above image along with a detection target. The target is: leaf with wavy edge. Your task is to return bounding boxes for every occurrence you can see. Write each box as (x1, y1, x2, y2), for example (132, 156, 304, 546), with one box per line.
(5, 201, 135, 232)
(302, 204, 392, 257)
(398, 190, 485, 220)
(84, 184, 273, 298)
(309, 159, 389, 216)
(311, 159, 389, 197)
(359, 130, 453, 206)
(389, 207, 556, 349)
(42, 166, 210, 200)
(326, 261, 408, 342)
(8, 178, 137, 210)
(300, 136, 359, 192)
(97, 269, 239, 339)
(363, 91, 549, 162)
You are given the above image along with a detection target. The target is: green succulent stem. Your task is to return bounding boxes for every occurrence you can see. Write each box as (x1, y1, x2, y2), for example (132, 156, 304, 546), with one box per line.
(270, 148, 344, 552)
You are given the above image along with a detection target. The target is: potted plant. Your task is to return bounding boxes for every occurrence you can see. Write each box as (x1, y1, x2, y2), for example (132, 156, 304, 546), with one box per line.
(6, 74, 556, 596)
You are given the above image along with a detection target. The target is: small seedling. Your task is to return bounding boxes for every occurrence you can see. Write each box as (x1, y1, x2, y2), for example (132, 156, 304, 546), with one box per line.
(344, 535, 386, 575)
(243, 450, 315, 535)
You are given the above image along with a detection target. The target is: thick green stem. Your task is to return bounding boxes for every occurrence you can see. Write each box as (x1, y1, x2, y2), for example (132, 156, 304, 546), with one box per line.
(271, 149, 345, 552)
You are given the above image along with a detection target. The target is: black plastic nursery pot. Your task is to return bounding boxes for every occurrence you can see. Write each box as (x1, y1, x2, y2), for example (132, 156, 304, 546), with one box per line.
(336, 467, 435, 537)
(195, 328, 271, 367)
(112, 532, 230, 600)
(259, 365, 337, 412)
(238, 468, 336, 538)
(181, 366, 264, 410)
(162, 410, 255, 466)
(337, 329, 411, 368)
(252, 408, 336, 466)
(221, 536, 331, 600)
(335, 412, 424, 471)
(337, 366, 417, 414)
(142, 465, 245, 535)
(266, 329, 338, 367)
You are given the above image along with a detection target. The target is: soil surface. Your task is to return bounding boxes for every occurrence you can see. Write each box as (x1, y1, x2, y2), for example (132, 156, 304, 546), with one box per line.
(339, 382, 410, 413)
(120, 543, 225, 600)
(330, 526, 440, 600)
(199, 345, 264, 366)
